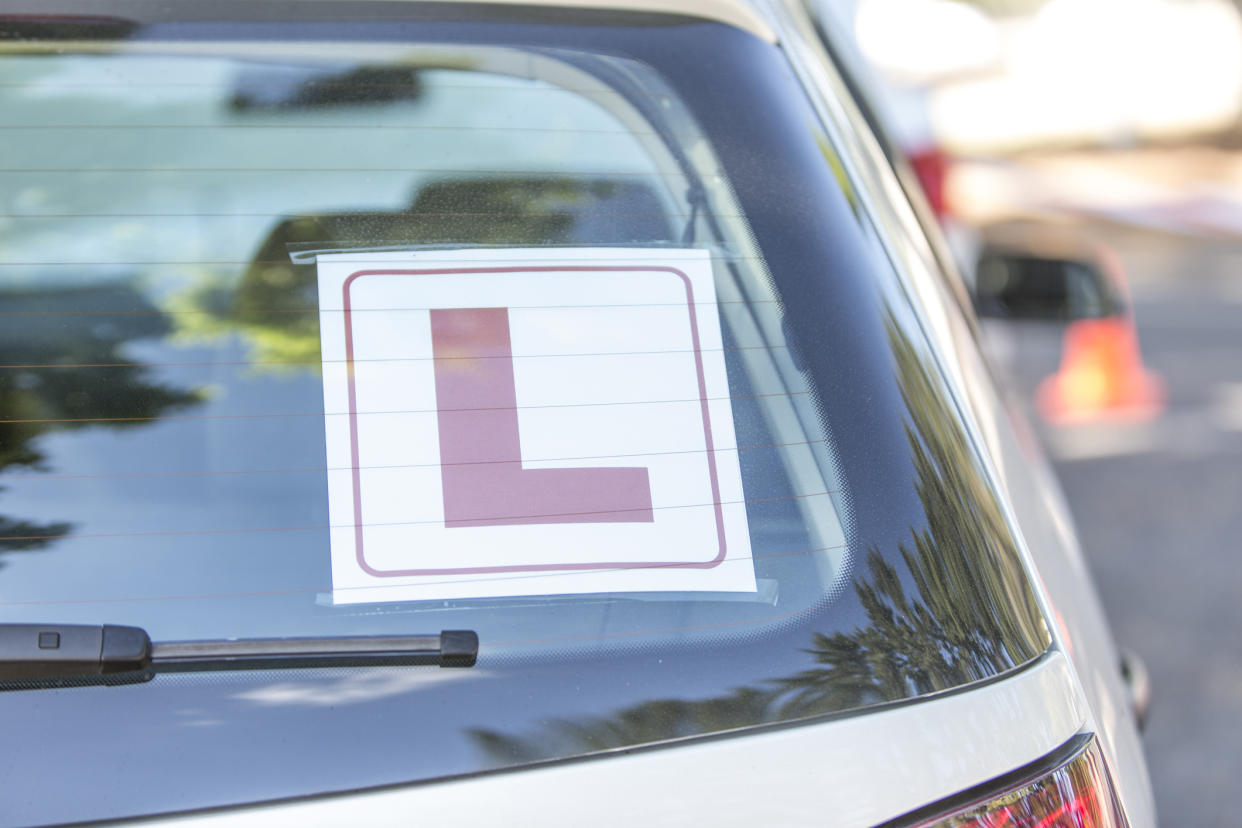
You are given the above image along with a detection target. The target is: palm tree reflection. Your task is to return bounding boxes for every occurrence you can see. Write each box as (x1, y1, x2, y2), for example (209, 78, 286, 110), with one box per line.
(469, 311, 1048, 761)
(170, 176, 674, 370)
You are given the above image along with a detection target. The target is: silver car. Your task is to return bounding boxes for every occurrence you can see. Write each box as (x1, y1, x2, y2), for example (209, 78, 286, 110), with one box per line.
(0, 0, 1154, 825)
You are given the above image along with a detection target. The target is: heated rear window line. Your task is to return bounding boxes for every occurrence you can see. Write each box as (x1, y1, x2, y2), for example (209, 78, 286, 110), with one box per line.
(0, 541, 848, 609)
(0, 489, 840, 544)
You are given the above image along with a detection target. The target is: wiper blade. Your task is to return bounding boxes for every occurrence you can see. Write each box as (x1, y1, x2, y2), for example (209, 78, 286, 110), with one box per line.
(0, 624, 478, 688)
(152, 630, 478, 670)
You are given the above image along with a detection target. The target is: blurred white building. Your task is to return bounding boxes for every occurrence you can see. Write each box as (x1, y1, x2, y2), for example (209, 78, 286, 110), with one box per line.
(850, 0, 1242, 152)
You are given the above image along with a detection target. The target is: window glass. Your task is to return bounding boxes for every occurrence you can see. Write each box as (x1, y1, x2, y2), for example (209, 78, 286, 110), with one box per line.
(0, 43, 848, 649)
(0, 13, 1050, 823)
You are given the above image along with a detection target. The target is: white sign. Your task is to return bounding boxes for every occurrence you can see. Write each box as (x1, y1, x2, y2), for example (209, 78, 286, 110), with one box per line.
(317, 248, 755, 603)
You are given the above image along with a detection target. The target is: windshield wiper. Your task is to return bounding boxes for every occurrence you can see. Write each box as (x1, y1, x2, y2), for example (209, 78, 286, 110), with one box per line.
(0, 624, 478, 688)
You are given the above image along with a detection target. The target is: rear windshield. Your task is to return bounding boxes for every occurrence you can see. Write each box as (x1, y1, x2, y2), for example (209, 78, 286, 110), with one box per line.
(0, 4, 1049, 821)
(3, 39, 854, 642)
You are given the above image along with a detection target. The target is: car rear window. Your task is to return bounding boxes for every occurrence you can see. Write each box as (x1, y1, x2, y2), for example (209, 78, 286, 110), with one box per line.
(1, 41, 853, 643)
(0, 6, 1050, 822)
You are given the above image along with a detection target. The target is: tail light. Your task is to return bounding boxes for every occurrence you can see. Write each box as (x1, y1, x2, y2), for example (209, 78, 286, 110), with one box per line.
(906, 145, 951, 220)
(893, 735, 1129, 828)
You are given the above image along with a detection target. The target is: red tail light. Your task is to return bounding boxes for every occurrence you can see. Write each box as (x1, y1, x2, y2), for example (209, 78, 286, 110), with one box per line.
(907, 146, 950, 220)
(899, 736, 1128, 828)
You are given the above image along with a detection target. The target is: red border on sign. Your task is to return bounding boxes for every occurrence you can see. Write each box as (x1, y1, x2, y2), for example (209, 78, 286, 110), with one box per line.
(340, 265, 728, 577)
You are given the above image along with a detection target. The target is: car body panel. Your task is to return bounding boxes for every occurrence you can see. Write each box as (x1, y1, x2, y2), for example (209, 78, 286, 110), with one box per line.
(130, 653, 1087, 828)
(23, 0, 778, 42)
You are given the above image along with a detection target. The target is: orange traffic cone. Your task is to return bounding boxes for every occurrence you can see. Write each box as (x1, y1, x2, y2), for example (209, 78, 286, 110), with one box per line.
(1037, 316, 1164, 425)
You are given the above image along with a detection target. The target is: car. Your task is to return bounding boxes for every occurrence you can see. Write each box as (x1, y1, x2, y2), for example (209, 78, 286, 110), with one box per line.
(796, 0, 985, 274)
(0, 1, 1155, 826)
(798, 0, 1165, 432)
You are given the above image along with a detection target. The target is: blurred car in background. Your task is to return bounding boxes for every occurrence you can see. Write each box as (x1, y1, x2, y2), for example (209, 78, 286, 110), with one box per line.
(1, 0, 1153, 825)
(801, 0, 985, 267)
(974, 222, 1165, 425)
(801, 0, 1166, 428)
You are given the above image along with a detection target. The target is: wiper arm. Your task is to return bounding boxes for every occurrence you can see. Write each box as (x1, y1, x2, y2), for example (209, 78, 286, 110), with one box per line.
(0, 624, 478, 687)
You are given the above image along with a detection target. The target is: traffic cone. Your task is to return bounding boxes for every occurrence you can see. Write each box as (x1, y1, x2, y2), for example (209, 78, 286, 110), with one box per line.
(1036, 315, 1164, 425)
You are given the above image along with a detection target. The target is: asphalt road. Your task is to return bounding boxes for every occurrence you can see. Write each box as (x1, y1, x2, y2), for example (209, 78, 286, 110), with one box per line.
(1003, 224, 1242, 827)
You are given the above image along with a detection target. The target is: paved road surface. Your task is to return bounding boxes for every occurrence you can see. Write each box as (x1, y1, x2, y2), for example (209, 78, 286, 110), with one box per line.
(998, 223, 1242, 827)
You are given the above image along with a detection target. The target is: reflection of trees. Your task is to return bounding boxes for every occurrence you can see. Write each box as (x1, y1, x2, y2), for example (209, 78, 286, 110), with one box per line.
(470, 688, 778, 763)
(171, 176, 672, 370)
(469, 310, 1048, 761)
(0, 283, 201, 559)
(774, 314, 1047, 714)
